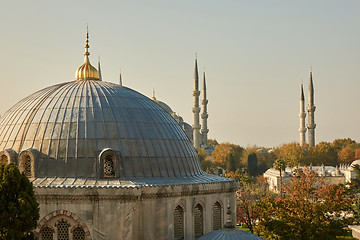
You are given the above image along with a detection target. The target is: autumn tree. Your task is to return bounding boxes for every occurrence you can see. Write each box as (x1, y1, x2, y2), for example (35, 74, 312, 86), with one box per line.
(257, 167, 354, 240)
(274, 142, 304, 167)
(331, 138, 359, 151)
(211, 143, 244, 171)
(226, 168, 250, 184)
(354, 148, 360, 160)
(338, 147, 355, 164)
(309, 141, 338, 166)
(237, 180, 269, 234)
(0, 163, 39, 239)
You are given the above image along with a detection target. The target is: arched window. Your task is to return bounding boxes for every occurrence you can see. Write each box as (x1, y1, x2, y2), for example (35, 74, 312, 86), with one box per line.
(57, 219, 70, 240)
(0, 154, 8, 164)
(174, 205, 184, 240)
(212, 202, 222, 230)
(194, 204, 204, 238)
(104, 154, 115, 177)
(73, 227, 85, 240)
(20, 154, 32, 177)
(41, 226, 53, 240)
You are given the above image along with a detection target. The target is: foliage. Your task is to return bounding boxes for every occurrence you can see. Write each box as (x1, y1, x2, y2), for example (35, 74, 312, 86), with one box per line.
(243, 146, 276, 176)
(0, 163, 39, 239)
(237, 179, 269, 234)
(197, 148, 216, 173)
(207, 138, 219, 146)
(338, 147, 355, 164)
(211, 143, 244, 171)
(226, 168, 250, 185)
(247, 153, 258, 177)
(257, 167, 354, 240)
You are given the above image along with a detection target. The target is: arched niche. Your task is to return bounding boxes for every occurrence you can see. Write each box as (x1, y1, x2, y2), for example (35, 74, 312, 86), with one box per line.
(98, 148, 120, 178)
(18, 149, 39, 178)
(0, 149, 17, 165)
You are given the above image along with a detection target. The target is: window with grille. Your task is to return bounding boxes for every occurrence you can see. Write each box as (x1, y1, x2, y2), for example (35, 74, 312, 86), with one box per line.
(23, 155, 32, 177)
(194, 204, 203, 238)
(57, 219, 69, 240)
(174, 205, 184, 240)
(104, 154, 115, 177)
(41, 226, 53, 240)
(212, 202, 221, 230)
(73, 227, 85, 240)
(0, 154, 8, 164)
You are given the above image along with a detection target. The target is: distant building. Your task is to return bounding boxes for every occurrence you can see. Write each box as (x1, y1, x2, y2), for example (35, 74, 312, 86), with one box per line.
(264, 160, 360, 192)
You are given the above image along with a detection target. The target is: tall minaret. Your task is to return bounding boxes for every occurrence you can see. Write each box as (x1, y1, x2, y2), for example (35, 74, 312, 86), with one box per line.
(192, 55, 201, 148)
(201, 71, 209, 147)
(299, 81, 307, 146)
(307, 67, 316, 146)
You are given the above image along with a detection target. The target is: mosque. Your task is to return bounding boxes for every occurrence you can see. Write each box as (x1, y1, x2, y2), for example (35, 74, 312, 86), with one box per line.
(0, 31, 239, 239)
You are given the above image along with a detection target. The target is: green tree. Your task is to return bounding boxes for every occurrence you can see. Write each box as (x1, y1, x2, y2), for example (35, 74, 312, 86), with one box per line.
(257, 168, 354, 240)
(207, 138, 219, 146)
(0, 163, 39, 239)
(247, 153, 258, 177)
(274, 142, 304, 167)
(274, 158, 286, 195)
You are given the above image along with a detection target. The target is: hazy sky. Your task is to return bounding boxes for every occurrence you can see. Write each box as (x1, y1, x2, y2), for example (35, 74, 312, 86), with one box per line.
(0, 1, 359, 147)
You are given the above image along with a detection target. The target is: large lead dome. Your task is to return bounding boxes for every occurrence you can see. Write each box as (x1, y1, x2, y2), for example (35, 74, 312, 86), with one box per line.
(0, 80, 202, 178)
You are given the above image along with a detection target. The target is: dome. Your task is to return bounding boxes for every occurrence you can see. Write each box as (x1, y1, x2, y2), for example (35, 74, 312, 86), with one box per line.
(351, 159, 360, 169)
(155, 100, 173, 113)
(0, 80, 202, 179)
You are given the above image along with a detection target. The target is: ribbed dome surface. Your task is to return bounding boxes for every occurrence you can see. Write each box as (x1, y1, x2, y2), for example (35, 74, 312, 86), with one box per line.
(0, 80, 202, 178)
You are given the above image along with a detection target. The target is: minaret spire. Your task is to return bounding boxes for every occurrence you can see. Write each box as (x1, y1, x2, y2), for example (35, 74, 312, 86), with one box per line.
(98, 57, 102, 81)
(299, 80, 306, 146)
(119, 69, 123, 86)
(152, 88, 156, 100)
(307, 67, 316, 146)
(201, 71, 209, 147)
(192, 55, 201, 148)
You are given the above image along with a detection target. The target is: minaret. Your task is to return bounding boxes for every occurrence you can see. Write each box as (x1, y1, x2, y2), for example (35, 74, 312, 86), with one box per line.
(119, 70, 123, 86)
(98, 57, 102, 81)
(299, 81, 306, 146)
(307, 67, 316, 146)
(201, 71, 209, 147)
(192, 55, 201, 148)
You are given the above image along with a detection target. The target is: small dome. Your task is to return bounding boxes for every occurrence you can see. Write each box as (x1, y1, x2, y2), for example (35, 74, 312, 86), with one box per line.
(75, 30, 99, 80)
(351, 159, 360, 169)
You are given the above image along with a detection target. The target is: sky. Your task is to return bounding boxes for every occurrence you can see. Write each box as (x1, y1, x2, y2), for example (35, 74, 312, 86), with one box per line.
(0, 1, 359, 148)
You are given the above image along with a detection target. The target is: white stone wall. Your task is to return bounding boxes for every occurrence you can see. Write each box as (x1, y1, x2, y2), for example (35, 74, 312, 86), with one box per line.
(34, 181, 239, 240)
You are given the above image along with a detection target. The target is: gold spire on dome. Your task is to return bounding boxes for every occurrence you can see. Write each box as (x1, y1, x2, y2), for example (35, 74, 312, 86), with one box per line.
(75, 28, 100, 80)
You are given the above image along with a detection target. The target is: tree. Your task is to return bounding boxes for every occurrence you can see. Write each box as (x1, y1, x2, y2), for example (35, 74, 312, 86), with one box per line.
(338, 147, 355, 164)
(226, 168, 250, 185)
(0, 163, 39, 239)
(274, 158, 286, 195)
(211, 143, 244, 171)
(355, 148, 360, 160)
(331, 138, 359, 151)
(257, 167, 354, 240)
(274, 142, 304, 167)
(248, 153, 258, 177)
(207, 138, 219, 146)
(237, 180, 269, 234)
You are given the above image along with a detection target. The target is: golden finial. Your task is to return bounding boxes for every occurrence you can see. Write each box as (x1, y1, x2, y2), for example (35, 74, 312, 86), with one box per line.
(75, 27, 100, 81)
(310, 66, 312, 72)
(195, 52, 197, 60)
